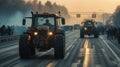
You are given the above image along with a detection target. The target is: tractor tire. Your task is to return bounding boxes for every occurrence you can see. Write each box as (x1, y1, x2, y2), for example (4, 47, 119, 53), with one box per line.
(19, 34, 35, 59)
(80, 34, 84, 38)
(54, 34, 65, 59)
(94, 30, 99, 38)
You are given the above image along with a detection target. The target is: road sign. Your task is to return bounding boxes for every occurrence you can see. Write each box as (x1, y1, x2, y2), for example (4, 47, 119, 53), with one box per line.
(92, 13, 96, 18)
(76, 14, 81, 18)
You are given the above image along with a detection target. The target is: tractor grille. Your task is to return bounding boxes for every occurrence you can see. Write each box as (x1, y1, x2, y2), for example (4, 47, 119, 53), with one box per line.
(87, 27, 92, 30)
(86, 27, 93, 30)
(38, 30, 48, 39)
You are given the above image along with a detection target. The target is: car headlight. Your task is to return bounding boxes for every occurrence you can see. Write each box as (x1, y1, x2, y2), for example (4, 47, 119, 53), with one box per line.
(49, 32, 53, 35)
(34, 32, 38, 36)
(84, 27, 87, 30)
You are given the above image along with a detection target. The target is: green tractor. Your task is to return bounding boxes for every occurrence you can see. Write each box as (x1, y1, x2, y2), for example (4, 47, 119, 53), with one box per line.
(19, 12, 65, 59)
(80, 19, 99, 38)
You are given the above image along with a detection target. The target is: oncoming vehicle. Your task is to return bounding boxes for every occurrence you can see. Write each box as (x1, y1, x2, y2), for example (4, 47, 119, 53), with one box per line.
(19, 12, 65, 59)
(80, 19, 99, 38)
(63, 25, 73, 31)
(74, 24, 80, 30)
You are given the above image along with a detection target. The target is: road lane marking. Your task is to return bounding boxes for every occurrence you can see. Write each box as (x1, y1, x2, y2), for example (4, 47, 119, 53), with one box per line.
(82, 39, 94, 67)
(84, 40, 89, 48)
(71, 60, 81, 67)
(106, 40, 120, 55)
(83, 48, 91, 67)
(0, 45, 18, 53)
(64, 52, 70, 60)
(79, 48, 85, 57)
(71, 45, 75, 49)
(100, 36, 120, 62)
(66, 39, 77, 51)
(100, 37, 120, 59)
(65, 39, 78, 60)
(0, 57, 19, 66)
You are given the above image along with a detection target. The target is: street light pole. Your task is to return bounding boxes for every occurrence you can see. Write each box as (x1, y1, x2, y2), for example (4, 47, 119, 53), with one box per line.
(103, 12, 104, 24)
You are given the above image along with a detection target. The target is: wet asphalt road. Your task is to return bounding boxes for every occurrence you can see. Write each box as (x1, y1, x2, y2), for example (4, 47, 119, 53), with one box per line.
(0, 30, 120, 67)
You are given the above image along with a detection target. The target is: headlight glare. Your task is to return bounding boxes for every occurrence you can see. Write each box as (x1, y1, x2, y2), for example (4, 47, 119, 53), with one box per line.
(84, 27, 87, 30)
(34, 32, 38, 35)
(49, 32, 53, 35)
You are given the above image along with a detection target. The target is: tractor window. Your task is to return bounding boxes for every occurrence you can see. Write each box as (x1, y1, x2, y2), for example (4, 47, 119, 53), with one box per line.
(25, 19, 32, 27)
(37, 17, 55, 27)
(56, 18, 64, 28)
(84, 22, 94, 27)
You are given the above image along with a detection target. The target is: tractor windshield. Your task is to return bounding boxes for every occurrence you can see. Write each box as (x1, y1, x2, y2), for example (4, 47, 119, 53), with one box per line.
(84, 22, 94, 27)
(37, 17, 55, 27)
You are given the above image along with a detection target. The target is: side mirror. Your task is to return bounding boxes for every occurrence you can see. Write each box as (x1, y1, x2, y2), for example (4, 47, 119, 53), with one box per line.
(22, 19, 26, 25)
(62, 18, 65, 25)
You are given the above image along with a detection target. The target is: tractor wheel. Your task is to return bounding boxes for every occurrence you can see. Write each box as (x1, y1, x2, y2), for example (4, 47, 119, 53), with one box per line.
(19, 34, 35, 59)
(94, 30, 99, 38)
(80, 34, 84, 38)
(54, 34, 65, 59)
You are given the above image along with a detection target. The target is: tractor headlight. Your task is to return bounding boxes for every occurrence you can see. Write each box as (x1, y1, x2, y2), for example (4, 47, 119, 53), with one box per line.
(34, 32, 38, 36)
(49, 32, 53, 35)
(84, 27, 87, 30)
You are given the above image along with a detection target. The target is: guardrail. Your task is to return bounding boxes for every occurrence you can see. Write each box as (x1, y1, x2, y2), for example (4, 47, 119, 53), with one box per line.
(0, 35, 20, 43)
(0, 31, 73, 44)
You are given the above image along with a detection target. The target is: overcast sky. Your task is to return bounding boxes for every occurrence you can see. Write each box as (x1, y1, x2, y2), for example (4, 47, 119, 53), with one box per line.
(36, 0, 120, 13)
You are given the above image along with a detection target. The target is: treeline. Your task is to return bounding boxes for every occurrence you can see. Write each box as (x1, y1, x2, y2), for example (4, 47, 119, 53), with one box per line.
(0, 0, 70, 18)
(112, 5, 120, 28)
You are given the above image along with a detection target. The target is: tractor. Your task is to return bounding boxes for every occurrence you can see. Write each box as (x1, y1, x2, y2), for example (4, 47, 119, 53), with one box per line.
(80, 19, 99, 38)
(19, 12, 65, 59)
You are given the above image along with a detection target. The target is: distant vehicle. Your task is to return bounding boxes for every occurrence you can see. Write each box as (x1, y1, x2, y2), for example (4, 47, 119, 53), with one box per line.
(63, 25, 73, 31)
(74, 24, 80, 30)
(80, 19, 99, 38)
(19, 12, 65, 59)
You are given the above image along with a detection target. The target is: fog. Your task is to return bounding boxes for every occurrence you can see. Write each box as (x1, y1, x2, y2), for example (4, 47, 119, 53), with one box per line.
(0, 0, 70, 26)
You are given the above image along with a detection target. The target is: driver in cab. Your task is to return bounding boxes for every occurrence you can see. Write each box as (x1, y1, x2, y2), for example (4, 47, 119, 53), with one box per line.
(43, 19, 53, 27)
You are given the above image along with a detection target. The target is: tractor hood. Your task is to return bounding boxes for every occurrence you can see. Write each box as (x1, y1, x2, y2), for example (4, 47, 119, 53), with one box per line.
(37, 25, 49, 30)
